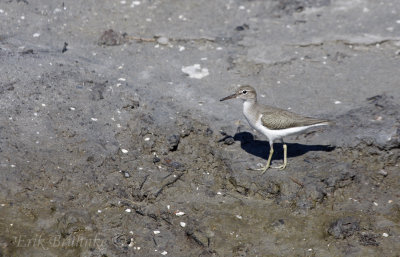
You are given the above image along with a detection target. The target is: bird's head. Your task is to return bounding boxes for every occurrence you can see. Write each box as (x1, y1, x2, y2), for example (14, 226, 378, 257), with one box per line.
(220, 85, 257, 102)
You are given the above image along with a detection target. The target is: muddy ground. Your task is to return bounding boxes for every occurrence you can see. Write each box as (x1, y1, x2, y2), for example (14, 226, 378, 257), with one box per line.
(0, 0, 400, 256)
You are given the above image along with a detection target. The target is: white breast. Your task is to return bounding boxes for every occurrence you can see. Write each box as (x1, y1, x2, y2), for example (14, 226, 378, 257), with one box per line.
(243, 101, 258, 129)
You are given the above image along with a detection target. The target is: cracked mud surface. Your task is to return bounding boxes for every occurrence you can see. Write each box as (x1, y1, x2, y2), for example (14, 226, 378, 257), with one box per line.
(1, 0, 400, 256)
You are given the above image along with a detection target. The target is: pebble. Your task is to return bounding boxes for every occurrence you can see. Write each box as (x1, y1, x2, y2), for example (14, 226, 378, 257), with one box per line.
(124, 171, 130, 178)
(121, 149, 129, 153)
(130, 1, 141, 8)
(153, 230, 160, 234)
(125, 208, 132, 213)
(180, 222, 186, 227)
(157, 37, 169, 45)
(378, 169, 388, 176)
(224, 136, 235, 145)
(175, 211, 185, 216)
(382, 233, 389, 237)
(161, 251, 168, 255)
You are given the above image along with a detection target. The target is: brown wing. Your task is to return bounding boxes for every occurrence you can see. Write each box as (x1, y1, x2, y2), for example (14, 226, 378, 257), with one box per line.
(261, 109, 328, 130)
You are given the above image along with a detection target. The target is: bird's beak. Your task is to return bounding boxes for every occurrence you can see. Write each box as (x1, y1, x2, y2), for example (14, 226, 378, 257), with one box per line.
(220, 93, 237, 101)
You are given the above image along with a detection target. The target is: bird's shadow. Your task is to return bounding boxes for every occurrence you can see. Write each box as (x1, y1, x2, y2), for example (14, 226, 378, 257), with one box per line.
(228, 132, 335, 161)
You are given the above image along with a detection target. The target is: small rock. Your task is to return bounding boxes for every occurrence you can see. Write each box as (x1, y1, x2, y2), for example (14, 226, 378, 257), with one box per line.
(124, 171, 130, 178)
(328, 217, 359, 239)
(378, 169, 388, 177)
(153, 156, 161, 163)
(204, 128, 213, 136)
(359, 233, 379, 246)
(98, 29, 128, 46)
(175, 211, 185, 216)
(235, 23, 249, 31)
(167, 134, 180, 151)
(157, 37, 169, 45)
(224, 136, 235, 145)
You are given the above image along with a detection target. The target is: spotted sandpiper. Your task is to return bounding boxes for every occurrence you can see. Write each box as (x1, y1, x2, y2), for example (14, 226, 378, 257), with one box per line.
(220, 85, 331, 173)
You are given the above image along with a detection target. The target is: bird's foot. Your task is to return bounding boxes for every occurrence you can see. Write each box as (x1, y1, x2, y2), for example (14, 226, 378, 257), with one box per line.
(271, 163, 286, 170)
(246, 165, 270, 174)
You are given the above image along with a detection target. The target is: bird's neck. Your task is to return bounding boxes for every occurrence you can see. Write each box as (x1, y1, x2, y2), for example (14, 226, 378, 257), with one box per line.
(243, 98, 257, 106)
(243, 99, 257, 112)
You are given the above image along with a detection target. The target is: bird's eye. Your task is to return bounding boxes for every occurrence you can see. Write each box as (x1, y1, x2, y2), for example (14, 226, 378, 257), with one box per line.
(242, 90, 247, 94)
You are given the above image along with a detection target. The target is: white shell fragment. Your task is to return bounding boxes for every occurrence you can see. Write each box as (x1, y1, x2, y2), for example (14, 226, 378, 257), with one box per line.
(157, 37, 169, 45)
(181, 64, 209, 79)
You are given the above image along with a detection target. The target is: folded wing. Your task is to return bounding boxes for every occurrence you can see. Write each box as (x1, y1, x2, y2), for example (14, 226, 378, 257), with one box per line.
(261, 109, 329, 130)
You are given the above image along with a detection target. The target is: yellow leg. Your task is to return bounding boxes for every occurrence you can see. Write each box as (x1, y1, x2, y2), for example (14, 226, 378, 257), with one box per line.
(273, 144, 287, 170)
(260, 146, 274, 174)
(247, 144, 274, 173)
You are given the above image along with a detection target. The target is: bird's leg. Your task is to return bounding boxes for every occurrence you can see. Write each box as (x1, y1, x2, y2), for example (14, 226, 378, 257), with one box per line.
(247, 141, 274, 173)
(272, 139, 287, 170)
(260, 144, 274, 174)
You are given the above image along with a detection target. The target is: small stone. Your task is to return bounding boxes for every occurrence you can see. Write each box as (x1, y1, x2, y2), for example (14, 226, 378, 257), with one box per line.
(224, 136, 235, 145)
(167, 134, 180, 151)
(378, 169, 388, 177)
(161, 251, 168, 255)
(121, 149, 129, 154)
(175, 211, 185, 216)
(98, 29, 128, 46)
(153, 156, 161, 163)
(153, 230, 160, 234)
(382, 233, 389, 237)
(204, 128, 213, 136)
(125, 208, 132, 213)
(124, 171, 130, 178)
(328, 217, 359, 239)
(180, 222, 186, 227)
(157, 37, 169, 45)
